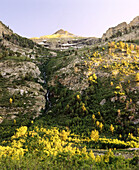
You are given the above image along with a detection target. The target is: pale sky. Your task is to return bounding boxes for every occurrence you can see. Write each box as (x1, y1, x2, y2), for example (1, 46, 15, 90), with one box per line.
(0, 0, 138, 38)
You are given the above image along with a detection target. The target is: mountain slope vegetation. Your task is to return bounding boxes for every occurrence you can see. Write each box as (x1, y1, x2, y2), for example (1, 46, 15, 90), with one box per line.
(0, 18, 139, 169)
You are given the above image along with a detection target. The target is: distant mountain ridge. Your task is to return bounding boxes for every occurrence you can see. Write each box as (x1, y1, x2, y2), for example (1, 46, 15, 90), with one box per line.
(0, 15, 138, 51)
(30, 16, 139, 46)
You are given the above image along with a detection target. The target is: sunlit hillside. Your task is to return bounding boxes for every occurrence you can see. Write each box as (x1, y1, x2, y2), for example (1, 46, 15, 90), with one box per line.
(30, 29, 77, 39)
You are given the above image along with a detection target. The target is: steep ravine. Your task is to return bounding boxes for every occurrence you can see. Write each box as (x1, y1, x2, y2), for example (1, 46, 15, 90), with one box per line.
(37, 58, 53, 113)
(43, 71, 51, 112)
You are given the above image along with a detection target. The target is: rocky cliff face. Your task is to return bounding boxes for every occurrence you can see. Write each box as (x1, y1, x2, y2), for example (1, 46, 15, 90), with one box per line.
(102, 22, 127, 40)
(102, 16, 139, 41)
(0, 21, 13, 37)
(128, 16, 139, 27)
(0, 60, 46, 123)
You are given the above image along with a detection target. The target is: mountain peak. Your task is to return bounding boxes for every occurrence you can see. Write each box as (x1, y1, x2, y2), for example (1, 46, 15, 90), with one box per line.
(53, 29, 74, 36)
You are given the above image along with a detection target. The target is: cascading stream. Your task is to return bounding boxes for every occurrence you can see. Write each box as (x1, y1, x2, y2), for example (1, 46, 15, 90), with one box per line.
(43, 71, 51, 112)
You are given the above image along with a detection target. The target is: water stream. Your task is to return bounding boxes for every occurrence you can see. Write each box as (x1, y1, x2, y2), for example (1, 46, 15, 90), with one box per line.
(43, 71, 51, 112)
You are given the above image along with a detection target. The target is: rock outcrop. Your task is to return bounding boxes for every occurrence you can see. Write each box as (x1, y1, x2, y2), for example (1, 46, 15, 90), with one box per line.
(102, 22, 127, 40)
(102, 16, 139, 41)
(0, 60, 46, 123)
(0, 21, 13, 37)
(128, 16, 139, 27)
(0, 61, 41, 80)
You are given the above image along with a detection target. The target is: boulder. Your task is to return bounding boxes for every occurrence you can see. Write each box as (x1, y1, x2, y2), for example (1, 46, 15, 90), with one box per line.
(100, 99, 106, 105)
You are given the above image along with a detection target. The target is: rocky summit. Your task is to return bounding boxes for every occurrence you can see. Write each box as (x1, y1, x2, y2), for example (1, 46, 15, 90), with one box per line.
(102, 16, 139, 41)
(53, 29, 74, 36)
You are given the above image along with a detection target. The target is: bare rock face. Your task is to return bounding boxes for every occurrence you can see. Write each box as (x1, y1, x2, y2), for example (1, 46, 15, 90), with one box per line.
(102, 16, 139, 41)
(128, 16, 139, 27)
(102, 22, 127, 40)
(0, 61, 41, 80)
(0, 60, 46, 123)
(2, 39, 33, 55)
(50, 51, 57, 57)
(0, 21, 13, 37)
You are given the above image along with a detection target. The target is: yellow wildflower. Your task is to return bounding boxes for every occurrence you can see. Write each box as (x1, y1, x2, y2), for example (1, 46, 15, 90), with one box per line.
(14, 119, 16, 124)
(99, 122, 103, 131)
(119, 134, 122, 138)
(92, 114, 95, 120)
(135, 73, 139, 82)
(96, 121, 99, 127)
(89, 150, 95, 160)
(9, 98, 13, 104)
(116, 86, 120, 89)
(110, 124, 114, 134)
(93, 73, 97, 80)
(90, 130, 99, 142)
(82, 103, 86, 112)
(76, 95, 80, 100)
(110, 82, 113, 86)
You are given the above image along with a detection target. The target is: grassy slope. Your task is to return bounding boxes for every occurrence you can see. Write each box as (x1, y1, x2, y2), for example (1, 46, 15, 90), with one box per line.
(0, 41, 138, 169)
(37, 42, 139, 139)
